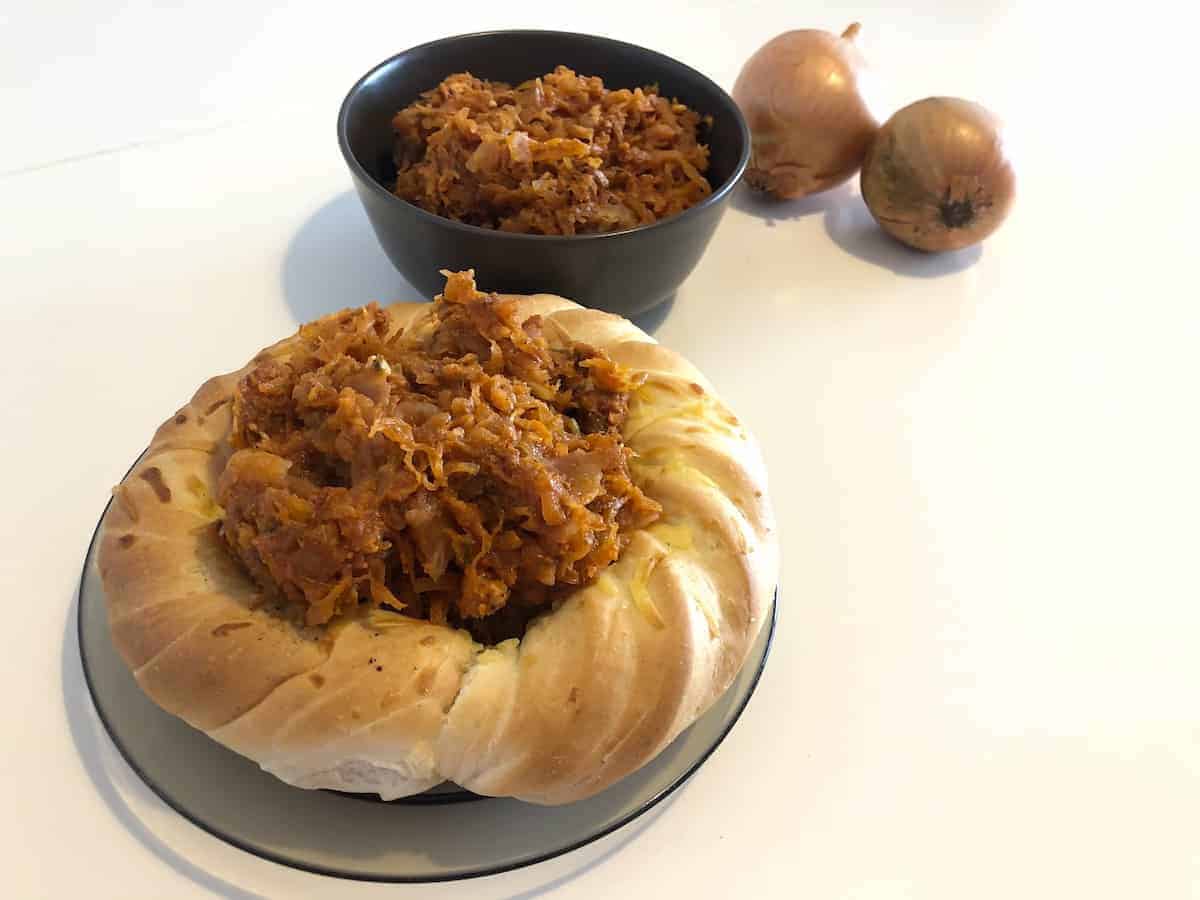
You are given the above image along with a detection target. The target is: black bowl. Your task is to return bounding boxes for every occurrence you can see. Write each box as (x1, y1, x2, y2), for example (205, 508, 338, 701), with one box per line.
(337, 30, 750, 318)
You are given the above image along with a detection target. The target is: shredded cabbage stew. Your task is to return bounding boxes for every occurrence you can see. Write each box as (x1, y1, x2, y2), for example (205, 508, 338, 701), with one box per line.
(217, 271, 661, 642)
(391, 67, 713, 235)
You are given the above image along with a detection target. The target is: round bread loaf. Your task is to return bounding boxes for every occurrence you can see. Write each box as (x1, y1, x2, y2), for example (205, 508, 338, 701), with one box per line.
(98, 294, 777, 805)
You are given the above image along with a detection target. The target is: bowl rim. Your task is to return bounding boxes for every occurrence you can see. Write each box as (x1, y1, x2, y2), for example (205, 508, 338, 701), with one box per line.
(336, 28, 751, 244)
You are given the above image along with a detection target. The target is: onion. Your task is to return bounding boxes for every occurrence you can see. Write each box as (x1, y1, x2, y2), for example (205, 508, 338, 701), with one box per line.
(733, 24, 877, 199)
(861, 97, 1015, 252)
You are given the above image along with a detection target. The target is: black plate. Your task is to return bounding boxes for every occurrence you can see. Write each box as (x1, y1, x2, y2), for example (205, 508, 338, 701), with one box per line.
(79, 499, 775, 882)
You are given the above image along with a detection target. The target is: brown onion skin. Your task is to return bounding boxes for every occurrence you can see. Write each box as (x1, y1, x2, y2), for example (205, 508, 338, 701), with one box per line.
(861, 97, 1016, 252)
(733, 24, 878, 199)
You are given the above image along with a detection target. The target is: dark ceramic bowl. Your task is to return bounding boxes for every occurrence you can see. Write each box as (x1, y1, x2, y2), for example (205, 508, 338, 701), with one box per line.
(337, 30, 749, 318)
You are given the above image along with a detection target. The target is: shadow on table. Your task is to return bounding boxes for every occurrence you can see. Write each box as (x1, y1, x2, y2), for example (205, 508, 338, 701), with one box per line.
(731, 180, 855, 226)
(281, 192, 421, 323)
(61, 583, 265, 899)
(630, 292, 675, 336)
(734, 180, 982, 278)
(823, 199, 982, 278)
(62, 577, 680, 896)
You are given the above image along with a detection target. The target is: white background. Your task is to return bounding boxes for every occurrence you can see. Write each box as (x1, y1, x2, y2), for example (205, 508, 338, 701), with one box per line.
(3, 1, 1198, 897)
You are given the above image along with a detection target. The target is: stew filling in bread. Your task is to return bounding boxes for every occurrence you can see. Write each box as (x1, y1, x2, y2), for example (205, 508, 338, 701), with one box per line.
(218, 270, 661, 643)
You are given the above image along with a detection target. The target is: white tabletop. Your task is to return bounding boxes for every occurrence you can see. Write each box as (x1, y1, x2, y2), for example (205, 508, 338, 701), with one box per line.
(4, 1, 1198, 897)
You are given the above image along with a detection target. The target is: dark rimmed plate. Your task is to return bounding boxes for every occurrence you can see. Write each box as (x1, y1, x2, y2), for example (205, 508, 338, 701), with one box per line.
(78, 498, 776, 882)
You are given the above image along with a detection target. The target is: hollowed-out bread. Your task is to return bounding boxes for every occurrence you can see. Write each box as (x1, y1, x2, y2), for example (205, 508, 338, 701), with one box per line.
(98, 295, 777, 805)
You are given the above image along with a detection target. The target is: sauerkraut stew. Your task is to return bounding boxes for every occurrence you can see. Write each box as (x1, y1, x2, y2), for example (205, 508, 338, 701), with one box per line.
(217, 271, 661, 642)
(391, 67, 713, 235)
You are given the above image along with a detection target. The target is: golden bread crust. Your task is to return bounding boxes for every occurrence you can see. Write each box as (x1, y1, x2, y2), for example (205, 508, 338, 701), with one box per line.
(98, 296, 777, 804)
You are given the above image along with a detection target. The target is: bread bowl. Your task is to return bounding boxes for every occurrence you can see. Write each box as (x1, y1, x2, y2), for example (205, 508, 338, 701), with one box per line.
(98, 272, 777, 805)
